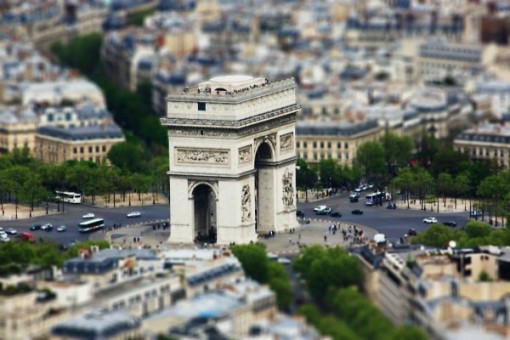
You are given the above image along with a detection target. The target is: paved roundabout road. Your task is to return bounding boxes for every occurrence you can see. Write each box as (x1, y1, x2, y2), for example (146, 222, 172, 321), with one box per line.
(0, 192, 476, 247)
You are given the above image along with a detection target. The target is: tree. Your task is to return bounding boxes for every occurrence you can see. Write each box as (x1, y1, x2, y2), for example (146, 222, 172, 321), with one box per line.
(412, 167, 434, 210)
(356, 141, 386, 185)
(431, 148, 469, 177)
(319, 159, 340, 188)
(292, 246, 361, 303)
(436, 173, 453, 208)
(296, 159, 318, 202)
(416, 129, 439, 168)
(411, 224, 455, 248)
(392, 168, 414, 208)
(232, 244, 269, 283)
(454, 173, 470, 210)
(107, 142, 147, 173)
(381, 132, 413, 176)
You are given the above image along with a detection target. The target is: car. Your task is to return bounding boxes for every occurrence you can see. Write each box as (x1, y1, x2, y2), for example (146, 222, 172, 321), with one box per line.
(470, 210, 484, 217)
(351, 209, 363, 215)
(443, 221, 457, 227)
(6, 228, 18, 236)
(349, 196, 359, 203)
(0, 234, 10, 242)
(354, 188, 362, 193)
(330, 212, 342, 217)
(57, 225, 67, 232)
(41, 223, 53, 231)
(387, 203, 397, 209)
(83, 213, 95, 219)
(314, 206, 331, 215)
(277, 257, 291, 265)
(29, 224, 41, 231)
(127, 211, 142, 218)
(423, 217, 438, 224)
(361, 185, 368, 191)
(408, 228, 417, 236)
(296, 210, 305, 218)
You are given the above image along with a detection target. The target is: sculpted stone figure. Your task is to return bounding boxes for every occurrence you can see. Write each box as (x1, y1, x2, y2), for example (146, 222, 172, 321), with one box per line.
(282, 169, 294, 207)
(241, 185, 251, 222)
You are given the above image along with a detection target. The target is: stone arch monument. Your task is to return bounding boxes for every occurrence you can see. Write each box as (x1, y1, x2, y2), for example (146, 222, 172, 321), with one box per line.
(161, 75, 300, 245)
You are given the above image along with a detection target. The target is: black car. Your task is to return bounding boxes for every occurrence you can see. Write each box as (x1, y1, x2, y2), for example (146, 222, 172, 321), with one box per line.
(351, 209, 363, 215)
(30, 224, 41, 231)
(443, 221, 457, 227)
(349, 196, 359, 203)
(330, 212, 342, 217)
(296, 210, 305, 218)
(408, 228, 417, 236)
(387, 203, 396, 209)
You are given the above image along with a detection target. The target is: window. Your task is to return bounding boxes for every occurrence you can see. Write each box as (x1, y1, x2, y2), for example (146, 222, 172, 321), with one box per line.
(344, 142, 349, 149)
(327, 142, 331, 149)
(102, 146, 106, 152)
(320, 142, 324, 148)
(96, 146, 99, 152)
(313, 153, 318, 160)
(73, 147, 77, 154)
(89, 146, 93, 153)
(296, 141, 300, 148)
(80, 147, 84, 153)
(304, 142, 307, 148)
(313, 142, 317, 148)
(337, 142, 341, 149)
(198, 102, 206, 111)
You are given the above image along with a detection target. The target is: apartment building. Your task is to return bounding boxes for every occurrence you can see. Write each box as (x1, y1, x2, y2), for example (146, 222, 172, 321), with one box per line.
(454, 122, 510, 168)
(473, 81, 510, 118)
(0, 106, 37, 153)
(358, 243, 510, 339)
(296, 119, 383, 165)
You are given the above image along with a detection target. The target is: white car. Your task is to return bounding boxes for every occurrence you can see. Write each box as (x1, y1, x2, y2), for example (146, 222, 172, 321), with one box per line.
(0, 233, 10, 242)
(423, 217, 438, 224)
(313, 205, 328, 212)
(83, 213, 95, 219)
(127, 211, 141, 218)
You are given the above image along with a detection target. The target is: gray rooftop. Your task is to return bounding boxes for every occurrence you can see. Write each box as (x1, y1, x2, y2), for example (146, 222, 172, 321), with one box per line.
(296, 119, 379, 136)
(37, 124, 124, 141)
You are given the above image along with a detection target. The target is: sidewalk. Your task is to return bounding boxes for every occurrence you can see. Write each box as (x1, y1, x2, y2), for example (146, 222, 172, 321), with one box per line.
(0, 204, 59, 221)
(396, 198, 471, 214)
(101, 218, 378, 255)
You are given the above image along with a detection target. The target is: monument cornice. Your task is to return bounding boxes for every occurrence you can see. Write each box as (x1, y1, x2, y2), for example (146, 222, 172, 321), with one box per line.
(160, 104, 301, 130)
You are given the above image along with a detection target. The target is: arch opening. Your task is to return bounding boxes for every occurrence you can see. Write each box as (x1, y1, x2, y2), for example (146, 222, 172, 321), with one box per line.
(192, 184, 217, 244)
(254, 142, 274, 232)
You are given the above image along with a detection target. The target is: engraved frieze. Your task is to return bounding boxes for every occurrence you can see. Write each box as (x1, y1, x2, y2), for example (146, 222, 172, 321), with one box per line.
(176, 148, 230, 165)
(238, 145, 252, 163)
(241, 185, 251, 222)
(282, 169, 294, 207)
(280, 132, 293, 153)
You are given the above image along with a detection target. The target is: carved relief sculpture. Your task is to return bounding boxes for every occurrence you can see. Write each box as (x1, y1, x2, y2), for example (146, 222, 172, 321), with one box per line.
(241, 185, 251, 222)
(280, 132, 293, 153)
(238, 145, 252, 163)
(282, 169, 294, 207)
(176, 148, 229, 165)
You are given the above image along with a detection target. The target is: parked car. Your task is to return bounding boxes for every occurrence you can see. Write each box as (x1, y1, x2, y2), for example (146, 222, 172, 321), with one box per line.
(423, 217, 438, 224)
(29, 224, 41, 231)
(443, 221, 457, 227)
(127, 211, 142, 218)
(351, 209, 363, 215)
(387, 203, 397, 209)
(408, 228, 417, 236)
(57, 225, 67, 232)
(6, 228, 18, 236)
(296, 210, 305, 218)
(330, 212, 342, 217)
(83, 213, 95, 219)
(0, 234, 10, 242)
(41, 223, 53, 231)
(314, 206, 332, 215)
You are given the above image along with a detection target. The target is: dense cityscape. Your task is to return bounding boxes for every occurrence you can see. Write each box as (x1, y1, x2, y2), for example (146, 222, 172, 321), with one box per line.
(1, 0, 510, 339)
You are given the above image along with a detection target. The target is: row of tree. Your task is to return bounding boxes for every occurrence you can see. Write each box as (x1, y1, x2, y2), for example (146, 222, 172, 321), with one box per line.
(0, 148, 169, 217)
(50, 34, 167, 156)
(292, 246, 426, 339)
(412, 221, 510, 249)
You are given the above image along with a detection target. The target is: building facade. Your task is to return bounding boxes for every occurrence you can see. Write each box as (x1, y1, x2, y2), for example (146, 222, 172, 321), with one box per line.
(454, 123, 510, 168)
(161, 76, 299, 245)
(295, 120, 383, 165)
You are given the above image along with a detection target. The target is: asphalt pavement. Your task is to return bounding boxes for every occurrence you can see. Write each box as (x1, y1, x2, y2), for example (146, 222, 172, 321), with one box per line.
(0, 191, 477, 247)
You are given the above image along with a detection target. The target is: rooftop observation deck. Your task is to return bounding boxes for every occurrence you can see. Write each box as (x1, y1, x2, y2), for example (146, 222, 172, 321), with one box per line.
(166, 76, 297, 103)
(162, 76, 300, 129)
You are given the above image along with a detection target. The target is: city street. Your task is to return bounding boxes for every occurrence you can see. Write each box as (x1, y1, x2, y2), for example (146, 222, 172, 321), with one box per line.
(0, 191, 475, 247)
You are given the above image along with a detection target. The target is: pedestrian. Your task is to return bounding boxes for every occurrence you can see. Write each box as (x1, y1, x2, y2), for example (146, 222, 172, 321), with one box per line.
(289, 237, 292, 244)
(298, 233, 301, 241)
(324, 235, 327, 242)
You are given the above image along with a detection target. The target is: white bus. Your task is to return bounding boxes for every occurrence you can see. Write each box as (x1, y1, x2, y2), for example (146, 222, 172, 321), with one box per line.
(79, 218, 104, 233)
(55, 191, 82, 204)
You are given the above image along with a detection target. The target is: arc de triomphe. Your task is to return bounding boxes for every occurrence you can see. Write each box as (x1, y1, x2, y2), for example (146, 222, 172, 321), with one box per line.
(161, 75, 300, 245)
